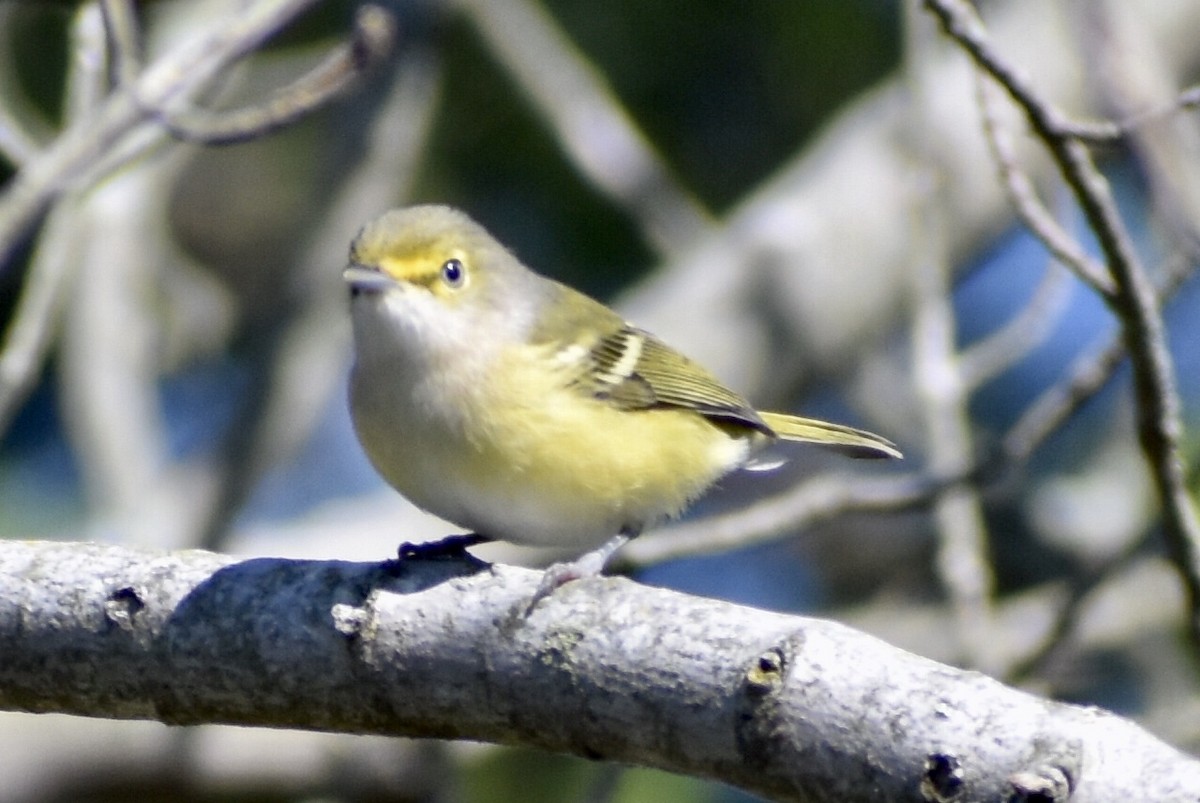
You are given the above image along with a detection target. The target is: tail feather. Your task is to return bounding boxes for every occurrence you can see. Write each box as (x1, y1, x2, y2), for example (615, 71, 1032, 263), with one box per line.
(758, 412, 902, 460)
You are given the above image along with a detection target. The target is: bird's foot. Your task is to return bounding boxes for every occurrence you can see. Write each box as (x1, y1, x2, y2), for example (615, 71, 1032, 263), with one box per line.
(524, 533, 631, 615)
(396, 532, 491, 561)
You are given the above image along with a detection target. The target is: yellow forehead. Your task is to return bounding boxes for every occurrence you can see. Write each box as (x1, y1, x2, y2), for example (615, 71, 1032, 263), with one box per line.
(350, 206, 493, 292)
(374, 250, 468, 286)
(353, 226, 467, 284)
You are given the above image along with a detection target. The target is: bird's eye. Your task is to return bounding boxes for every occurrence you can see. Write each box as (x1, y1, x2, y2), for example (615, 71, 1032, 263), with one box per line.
(440, 258, 465, 288)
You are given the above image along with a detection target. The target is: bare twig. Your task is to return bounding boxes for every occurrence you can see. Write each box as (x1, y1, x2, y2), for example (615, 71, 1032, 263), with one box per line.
(975, 74, 1114, 297)
(1079, 1, 1200, 259)
(199, 48, 441, 550)
(996, 255, 1197, 680)
(142, 5, 397, 146)
(904, 0, 995, 669)
(1004, 545, 1142, 685)
(925, 0, 1200, 645)
(0, 204, 81, 436)
(959, 256, 1073, 391)
(0, 0, 394, 507)
(630, 193, 1194, 614)
(620, 472, 941, 570)
(454, 0, 713, 257)
(0, 3, 109, 438)
(100, 0, 142, 87)
(0, 100, 41, 168)
(626, 250, 1191, 584)
(1002, 251, 1194, 465)
(0, 0, 323, 271)
(1058, 85, 1200, 144)
(1001, 337, 1125, 467)
(619, 2, 1200, 401)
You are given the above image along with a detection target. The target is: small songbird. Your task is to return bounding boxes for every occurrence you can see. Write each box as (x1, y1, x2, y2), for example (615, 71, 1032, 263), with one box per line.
(344, 205, 900, 579)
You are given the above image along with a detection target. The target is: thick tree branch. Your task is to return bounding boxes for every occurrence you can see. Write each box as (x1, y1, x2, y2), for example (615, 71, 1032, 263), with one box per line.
(1, 540, 1197, 802)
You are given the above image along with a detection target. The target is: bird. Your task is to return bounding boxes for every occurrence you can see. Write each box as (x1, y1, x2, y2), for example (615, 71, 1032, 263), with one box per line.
(344, 205, 900, 585)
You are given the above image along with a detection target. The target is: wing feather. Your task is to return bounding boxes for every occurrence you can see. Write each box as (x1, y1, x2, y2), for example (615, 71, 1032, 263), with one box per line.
(526, 283, 899, 459)
(571, 325, 770, 434)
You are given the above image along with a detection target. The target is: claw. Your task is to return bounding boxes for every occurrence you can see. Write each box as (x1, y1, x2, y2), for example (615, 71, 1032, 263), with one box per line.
(396, 532, 491, 560)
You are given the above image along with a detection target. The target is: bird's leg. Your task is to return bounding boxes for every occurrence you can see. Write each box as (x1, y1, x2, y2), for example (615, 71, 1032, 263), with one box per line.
(524, 529, 634, 614)
(396, 532, 492, 560)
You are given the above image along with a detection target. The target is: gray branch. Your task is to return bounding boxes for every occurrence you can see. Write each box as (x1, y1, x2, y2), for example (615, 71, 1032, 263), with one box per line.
(1, 540, 1196, 802)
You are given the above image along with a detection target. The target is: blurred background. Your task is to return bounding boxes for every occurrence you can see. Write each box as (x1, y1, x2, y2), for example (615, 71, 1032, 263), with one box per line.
(2, 0, 1200, 800)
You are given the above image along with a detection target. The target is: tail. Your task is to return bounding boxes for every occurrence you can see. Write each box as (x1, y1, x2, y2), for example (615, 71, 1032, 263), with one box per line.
(758, 411, 902, 460)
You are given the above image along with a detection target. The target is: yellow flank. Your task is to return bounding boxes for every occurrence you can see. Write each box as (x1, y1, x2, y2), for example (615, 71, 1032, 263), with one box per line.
(351, 339, 757, 548)
(495, 343, 752, 511)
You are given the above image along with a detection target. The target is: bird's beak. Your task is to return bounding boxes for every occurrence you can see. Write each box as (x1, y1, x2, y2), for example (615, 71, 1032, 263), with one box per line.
(343, 264, 396, 294)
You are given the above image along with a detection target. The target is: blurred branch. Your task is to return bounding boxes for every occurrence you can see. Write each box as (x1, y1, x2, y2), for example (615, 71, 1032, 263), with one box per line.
(41, 2, 184, 546)
(199, 47, 442, 549)
(1000, 250, 1193, 462)
(910, 218, 997, 669)
(56, 159, 190, 546)
(0, 0, 323, 271)
(0, 115, 39, 170)
(842, 556, 1194, 738)
(1080, 0, 1200, 258)
(1001, 336, 1125, 467)
(100, 0, 142, 86)
(140, 5, 397, 146)
(0, 3, 110, 438)
(0, 717, 445, 803)
(975, 75, 1115, 297)
(0, 98, 40, 169)
(3, 539, 1200, 802)
(1003, 545, 1141, 686)
(620, 0, 1200, 400)
(64, 3, 110, 139)
(959, 256, 1072, 391)
(614, 1, 1200, 586)
(621, 472, 939, 570)
(0, 203, 80, 436)
(925, 0, 1200, 647)
(904, 0, 995, 671)
(1060, 86, 1200, 144)
(1, 0, 398, 537)
(455, 0, 713, 257)
(996, 256, 1197, 682)
(956, 75, 1080, 392)
(629, 255, 1195, 584)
